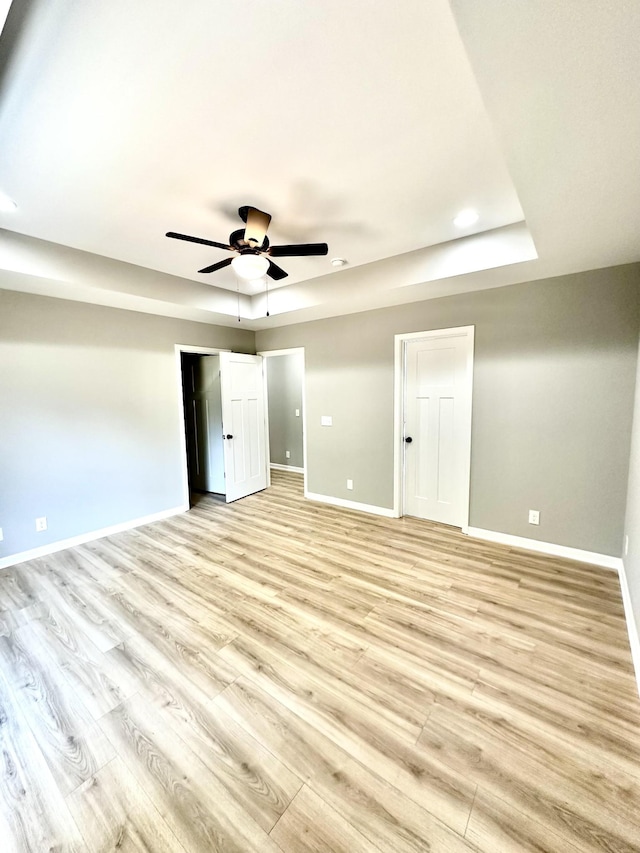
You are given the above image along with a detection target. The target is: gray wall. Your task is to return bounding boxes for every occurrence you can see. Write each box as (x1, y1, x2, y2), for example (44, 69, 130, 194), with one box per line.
(3, 263, 638, 564)
(0, 290, 253, 560)
(623, 336, 640, 675)
(256, 264, 640, 557)
(266, 353, 304, 468)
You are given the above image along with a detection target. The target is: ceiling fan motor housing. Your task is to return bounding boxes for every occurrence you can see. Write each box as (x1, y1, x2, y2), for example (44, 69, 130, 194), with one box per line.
(229, 228, 269, 253)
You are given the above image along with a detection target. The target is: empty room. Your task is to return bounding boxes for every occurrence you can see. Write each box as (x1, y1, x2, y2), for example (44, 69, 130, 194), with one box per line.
(1, 1, 640, 851)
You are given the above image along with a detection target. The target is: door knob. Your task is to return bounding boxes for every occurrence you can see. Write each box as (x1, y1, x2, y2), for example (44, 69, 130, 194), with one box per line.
(226, 434, 233, 439)
(404, 436, 413, 443)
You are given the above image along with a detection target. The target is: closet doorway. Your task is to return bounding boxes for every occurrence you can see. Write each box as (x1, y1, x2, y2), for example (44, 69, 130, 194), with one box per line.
(178, 346, 268, 506)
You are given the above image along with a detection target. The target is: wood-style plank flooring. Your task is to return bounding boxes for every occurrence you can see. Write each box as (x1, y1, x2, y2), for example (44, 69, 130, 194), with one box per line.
(1, 469, 640, 851)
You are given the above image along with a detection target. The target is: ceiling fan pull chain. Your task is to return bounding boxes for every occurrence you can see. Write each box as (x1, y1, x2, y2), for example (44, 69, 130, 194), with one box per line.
(266, 276, 270, 317)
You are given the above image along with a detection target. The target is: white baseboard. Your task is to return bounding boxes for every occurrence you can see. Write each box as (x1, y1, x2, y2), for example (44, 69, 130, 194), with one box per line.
(0, 504, 189, 570)
(270, 463, 305, 474)
(619, 560, 640, 697)
(305, 490, 396, 518)
(463, 526, 622, 571)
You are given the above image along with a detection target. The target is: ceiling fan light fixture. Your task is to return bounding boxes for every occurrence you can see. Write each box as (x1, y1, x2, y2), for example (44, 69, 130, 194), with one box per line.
(231, 253, 270, 280)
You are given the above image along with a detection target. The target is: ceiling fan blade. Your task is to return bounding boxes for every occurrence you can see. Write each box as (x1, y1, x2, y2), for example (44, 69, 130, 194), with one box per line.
(198, 258, 233, 274)
(268, 243, 329, 257)
(166, 231, 231, 251)
(243, 207, 272, 247)
(266, 260, 288, 280)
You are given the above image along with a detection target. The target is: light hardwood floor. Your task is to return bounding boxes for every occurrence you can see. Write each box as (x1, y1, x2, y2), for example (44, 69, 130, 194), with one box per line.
(1, 469, 640, 852)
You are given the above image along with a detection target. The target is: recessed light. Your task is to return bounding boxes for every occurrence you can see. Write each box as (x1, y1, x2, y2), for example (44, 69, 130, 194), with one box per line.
(331, 258, 347, 267)
(0, 192, 17, 212)
(453, 209, 479, 228)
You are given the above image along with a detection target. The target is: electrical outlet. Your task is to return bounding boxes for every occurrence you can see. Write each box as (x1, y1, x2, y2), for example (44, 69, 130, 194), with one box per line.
(528, 509, 540, 525)
(35, 516, 47, 532)
(285, 450, 291, 459)
(295, 409, 300, 417)
(321, 415, 332, 426)
(347, 479, 353, 490)
(625, 534, 629, 556)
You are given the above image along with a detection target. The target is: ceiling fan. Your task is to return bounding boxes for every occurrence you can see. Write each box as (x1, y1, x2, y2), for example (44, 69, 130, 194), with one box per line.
(166, 205, 329, 281)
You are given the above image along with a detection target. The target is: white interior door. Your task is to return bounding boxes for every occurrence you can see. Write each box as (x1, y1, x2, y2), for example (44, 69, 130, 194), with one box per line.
(403, 329, 473, 526)
(220, 352, 268, 503)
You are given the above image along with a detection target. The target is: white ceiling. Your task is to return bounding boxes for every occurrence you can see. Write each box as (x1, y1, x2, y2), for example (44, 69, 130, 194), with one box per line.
(0, 0, 638, 329)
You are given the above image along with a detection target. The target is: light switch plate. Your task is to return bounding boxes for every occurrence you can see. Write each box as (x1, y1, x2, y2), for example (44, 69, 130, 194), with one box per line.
(321, 415, 332, 426)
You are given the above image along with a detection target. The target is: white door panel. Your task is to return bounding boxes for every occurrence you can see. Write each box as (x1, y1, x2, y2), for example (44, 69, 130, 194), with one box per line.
(220, 352, 268, 503)
(403, 330, 473, 526)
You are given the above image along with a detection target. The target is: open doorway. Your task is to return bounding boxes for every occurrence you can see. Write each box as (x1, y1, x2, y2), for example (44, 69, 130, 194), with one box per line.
(181, 352, 225, 502)
(259, 348, 307, 494)
(176, 345, 269, 507)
